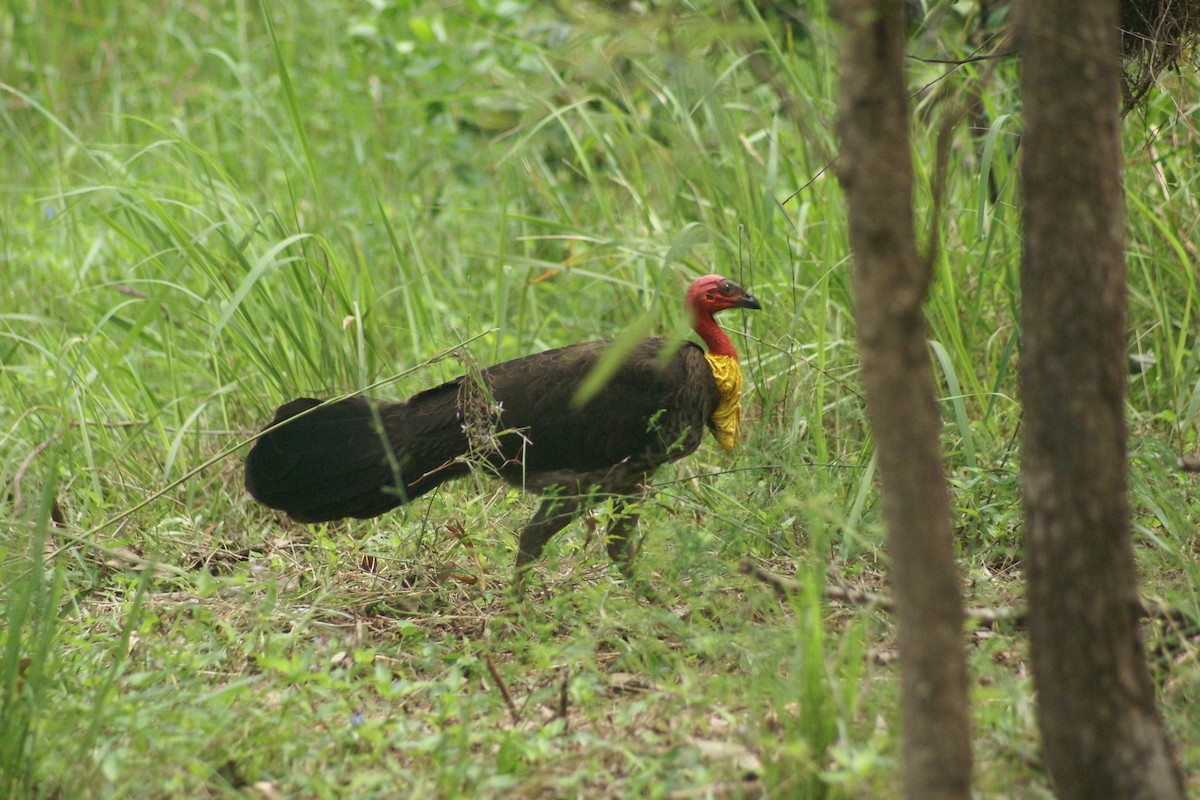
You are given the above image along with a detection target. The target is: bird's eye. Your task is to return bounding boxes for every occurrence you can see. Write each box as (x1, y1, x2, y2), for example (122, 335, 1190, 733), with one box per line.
(718, 281, 736, 295)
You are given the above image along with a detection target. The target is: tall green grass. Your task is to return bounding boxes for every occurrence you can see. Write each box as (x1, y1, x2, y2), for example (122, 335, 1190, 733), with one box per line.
(1, 1, 1197, 796)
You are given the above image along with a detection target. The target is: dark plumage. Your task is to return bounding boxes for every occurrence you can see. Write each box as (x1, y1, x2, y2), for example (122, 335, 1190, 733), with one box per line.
(245, 275, 761, 577)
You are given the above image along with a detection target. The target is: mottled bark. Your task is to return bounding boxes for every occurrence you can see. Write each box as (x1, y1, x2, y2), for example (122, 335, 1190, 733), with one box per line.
(832, 2, 972, 798)
(1014, 2, 1185, 798)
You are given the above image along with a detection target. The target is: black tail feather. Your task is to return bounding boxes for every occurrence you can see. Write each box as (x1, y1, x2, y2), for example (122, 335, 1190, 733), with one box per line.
(245, 397, 411, 522)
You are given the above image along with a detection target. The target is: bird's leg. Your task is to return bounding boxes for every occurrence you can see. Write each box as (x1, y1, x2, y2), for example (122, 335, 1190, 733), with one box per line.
(514, 493, 583, 578)
(604, 496, 642, 577)
(605, 496, 663, 601)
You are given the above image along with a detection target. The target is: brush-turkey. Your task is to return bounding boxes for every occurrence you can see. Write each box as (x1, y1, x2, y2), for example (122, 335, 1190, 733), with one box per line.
(244, 274, 761, 580)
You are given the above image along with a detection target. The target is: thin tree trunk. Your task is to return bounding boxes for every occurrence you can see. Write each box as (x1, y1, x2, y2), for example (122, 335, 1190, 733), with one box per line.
(1014, 2, 1186, 798)
(832, 3, 972, 798)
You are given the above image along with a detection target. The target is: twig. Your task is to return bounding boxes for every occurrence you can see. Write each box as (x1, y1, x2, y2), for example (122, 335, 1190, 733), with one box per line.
(484, 654, 520, 725)
(907, 51, 1014, 65)
(738, 559, 802, 598)
(12, 423, 75, 513)
(18, 516, 189, 580)
(113, 284, 194, 329)
(557, 667, 570, 732)
(42, 418, 246, 436)
(741, 560, 1198, 634)
(782, 159, 837, 206)
(649, 461, 869, 489)
(738, 560, 1024, 629)
(827, 582, 897, 614)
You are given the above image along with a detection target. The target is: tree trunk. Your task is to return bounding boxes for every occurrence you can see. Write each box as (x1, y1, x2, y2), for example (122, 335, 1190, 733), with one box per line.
(1014, 2, 1186, 798)
(832, 3, 972, 798)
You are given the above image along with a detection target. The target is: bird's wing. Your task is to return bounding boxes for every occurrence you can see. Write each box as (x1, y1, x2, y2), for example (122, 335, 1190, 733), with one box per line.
(477, 339, 719, 475)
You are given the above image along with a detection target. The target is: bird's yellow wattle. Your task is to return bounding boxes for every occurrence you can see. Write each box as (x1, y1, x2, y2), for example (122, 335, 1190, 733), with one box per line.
(703, 352, 742, 451)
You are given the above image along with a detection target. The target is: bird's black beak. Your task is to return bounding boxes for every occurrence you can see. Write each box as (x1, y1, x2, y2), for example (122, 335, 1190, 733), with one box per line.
(734, 291, 762, 311)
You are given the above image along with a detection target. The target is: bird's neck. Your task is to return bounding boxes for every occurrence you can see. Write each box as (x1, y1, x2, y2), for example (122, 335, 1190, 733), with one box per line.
(693, 311, 737, 358)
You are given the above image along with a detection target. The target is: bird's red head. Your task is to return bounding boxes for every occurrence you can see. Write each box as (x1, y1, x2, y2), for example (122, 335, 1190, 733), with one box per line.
(685, 274, 762, 357)
(685, 274, 762, 315)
